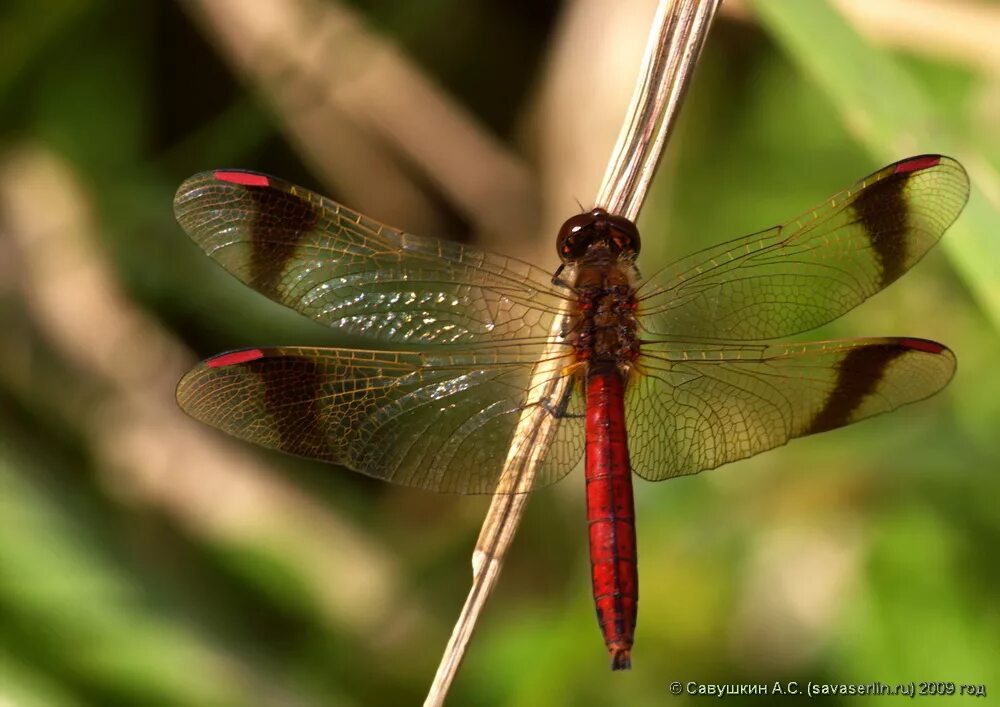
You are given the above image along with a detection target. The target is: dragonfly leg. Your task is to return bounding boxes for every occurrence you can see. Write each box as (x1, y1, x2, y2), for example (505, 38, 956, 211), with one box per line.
(551, 265, 577, 290)
(536, 385, 579, 419)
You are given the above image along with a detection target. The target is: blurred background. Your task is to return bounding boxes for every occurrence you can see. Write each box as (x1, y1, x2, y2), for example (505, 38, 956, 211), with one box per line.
(2, 0, 998, 705)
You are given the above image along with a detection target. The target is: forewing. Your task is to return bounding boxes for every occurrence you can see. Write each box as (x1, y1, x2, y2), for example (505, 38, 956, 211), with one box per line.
(627, 338, 955, 481)
(177, 345, 585, 494)
(636, 155, 969, 340)
(174, 171, 566, 345)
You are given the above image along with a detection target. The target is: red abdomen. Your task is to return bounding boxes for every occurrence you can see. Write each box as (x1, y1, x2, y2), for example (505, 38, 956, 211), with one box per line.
(585, 365, 637, 670)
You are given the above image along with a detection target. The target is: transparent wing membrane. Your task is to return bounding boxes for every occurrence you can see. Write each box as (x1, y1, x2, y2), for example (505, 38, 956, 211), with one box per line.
(636, 156, 969, 340)
(176, 156, 965, 492)
(626, 337, 955, 481)
(177, 345, 585, 494)
(174, 171, 567, 346)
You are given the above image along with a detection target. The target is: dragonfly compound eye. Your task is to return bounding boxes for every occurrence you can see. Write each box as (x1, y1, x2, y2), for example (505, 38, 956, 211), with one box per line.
(557, 211, 601, 261)
(557, 209, 641, 261)
(607, 214, 641, 256)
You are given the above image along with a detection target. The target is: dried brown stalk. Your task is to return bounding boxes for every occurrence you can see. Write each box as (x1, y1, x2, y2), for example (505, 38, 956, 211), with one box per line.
(597, 0, 723, 220)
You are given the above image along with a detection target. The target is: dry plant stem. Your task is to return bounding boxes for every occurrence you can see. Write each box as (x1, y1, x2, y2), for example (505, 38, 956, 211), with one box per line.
(425, 1, 720, 704)
(424, 309, 576, 706)
(597, 0, 723, 221)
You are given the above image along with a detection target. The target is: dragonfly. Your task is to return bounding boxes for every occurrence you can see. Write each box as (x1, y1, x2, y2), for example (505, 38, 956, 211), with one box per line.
(175, 155, 968, 670)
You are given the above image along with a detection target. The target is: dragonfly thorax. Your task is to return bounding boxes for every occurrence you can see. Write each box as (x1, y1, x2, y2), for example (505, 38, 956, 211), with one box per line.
(569, 263, 640, 367)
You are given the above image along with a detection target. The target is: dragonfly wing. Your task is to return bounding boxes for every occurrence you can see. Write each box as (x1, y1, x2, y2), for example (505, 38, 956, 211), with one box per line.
(636, 155, 969, 340)
(627, 338, 955, 481)
(174, 171, 567, 345)
(177, 345, 584, 494)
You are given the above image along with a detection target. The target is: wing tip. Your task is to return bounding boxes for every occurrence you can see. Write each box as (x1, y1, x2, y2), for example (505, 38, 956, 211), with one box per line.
(895, 336, 957, 378)
(892, 154, 942, 175)
(212, 170, 271, 187)
(896, 337, 949, 355)
(205, 348, 266, 368)
(889, 154, 969, 196)
(174, 169, 274, 211)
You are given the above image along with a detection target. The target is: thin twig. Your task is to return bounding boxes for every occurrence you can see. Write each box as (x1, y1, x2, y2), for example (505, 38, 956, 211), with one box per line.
(424, 316, 575, 706)
(597, 0, 724, 221)
(424, 1, 721, 704)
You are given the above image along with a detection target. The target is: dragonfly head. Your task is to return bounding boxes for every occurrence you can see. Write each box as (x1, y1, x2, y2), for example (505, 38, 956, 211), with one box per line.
(557, 208, 641, 263)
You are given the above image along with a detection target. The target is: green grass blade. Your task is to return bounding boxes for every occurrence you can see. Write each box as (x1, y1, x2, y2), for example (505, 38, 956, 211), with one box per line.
(749, 0, 1000, 329)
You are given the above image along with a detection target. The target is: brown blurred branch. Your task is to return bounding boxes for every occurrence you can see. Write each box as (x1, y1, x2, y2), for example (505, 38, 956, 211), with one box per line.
(179, 0, 539, 248)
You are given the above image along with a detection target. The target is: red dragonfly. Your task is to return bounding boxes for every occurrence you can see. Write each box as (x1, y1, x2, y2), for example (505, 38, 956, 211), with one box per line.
(175, 155, 968, 669)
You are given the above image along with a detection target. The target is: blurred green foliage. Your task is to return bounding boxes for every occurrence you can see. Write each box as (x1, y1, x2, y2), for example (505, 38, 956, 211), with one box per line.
(2, 1, 998, 706)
